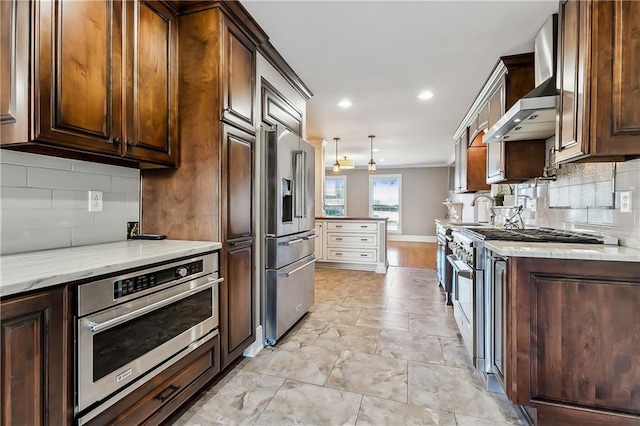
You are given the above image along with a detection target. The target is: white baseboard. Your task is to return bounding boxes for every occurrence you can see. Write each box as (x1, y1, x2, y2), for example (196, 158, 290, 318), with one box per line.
(388, 235, 436, 242)
(242, 325, 264, 358)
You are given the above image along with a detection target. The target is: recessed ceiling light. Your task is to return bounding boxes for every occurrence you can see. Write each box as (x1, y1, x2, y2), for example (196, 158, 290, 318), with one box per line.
(379, 159, 385, 162)
(337, 99, 352, 108)
(417, 91, 434, 100)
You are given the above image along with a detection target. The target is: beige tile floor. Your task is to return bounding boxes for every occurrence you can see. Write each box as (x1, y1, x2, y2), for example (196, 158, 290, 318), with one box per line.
(172, 266, 526, 426)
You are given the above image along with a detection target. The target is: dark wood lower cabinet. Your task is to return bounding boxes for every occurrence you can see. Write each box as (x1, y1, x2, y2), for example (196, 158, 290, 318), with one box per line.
(509, 258, 640, 425)
(0, 287, 72, 426)
(220, 241, 255, 369)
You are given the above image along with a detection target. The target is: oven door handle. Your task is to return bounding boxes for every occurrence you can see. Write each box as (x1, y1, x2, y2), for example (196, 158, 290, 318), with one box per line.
(88, 277, 224, 334)
(446, 254, 473, 280)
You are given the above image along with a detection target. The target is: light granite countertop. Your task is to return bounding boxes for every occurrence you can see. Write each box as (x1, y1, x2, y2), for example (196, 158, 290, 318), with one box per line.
(484, 241, 640, 262)
(0, 240, 222, 298)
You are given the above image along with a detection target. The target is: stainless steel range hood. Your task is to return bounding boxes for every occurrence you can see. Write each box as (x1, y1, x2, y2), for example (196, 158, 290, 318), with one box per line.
(483, 14, 558, 143)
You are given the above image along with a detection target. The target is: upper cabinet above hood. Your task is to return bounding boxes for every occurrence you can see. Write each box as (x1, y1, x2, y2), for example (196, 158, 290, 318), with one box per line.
(484, 14, 558, 143)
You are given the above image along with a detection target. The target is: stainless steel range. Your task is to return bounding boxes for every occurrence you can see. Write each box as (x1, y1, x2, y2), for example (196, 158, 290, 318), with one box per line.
(448, 227, 614, 390)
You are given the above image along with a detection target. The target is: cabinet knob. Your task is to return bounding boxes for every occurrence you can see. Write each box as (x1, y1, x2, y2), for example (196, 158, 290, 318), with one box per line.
(127, 140, 135, 146)
(112, 137, 122, 145)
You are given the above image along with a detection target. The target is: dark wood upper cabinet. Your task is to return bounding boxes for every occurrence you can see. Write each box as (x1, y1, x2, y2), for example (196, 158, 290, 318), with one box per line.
(0, 0, 30, 145)
(1, 0, 179, 167)
(1, 287, 72, 426)
(454, 128, 490, 193)
(261, 79, 303, 137)
(485, 55, 546, 184)
(221, 19, 256, 134)
(33, 0, 124, 156)
(556, 0, 640, 163)
(124, 0, 179, 166)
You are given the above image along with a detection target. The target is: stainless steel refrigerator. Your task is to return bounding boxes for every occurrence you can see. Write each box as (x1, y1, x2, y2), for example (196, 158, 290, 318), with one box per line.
(262, 125, 316, 345)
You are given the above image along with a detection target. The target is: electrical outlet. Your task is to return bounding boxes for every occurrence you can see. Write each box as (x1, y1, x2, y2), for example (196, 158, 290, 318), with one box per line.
(620, 191, 632, 213)
(88, 191, 103, 212)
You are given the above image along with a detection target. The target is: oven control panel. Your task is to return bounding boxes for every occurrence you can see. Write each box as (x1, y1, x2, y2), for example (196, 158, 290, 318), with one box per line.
(113, 260, 204, 299)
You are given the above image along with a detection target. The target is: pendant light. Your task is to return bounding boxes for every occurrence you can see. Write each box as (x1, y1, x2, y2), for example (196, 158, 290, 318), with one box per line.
(338, 156, 355, 169)
(367, 135, 377, 173)
(332, 138, 341, 174)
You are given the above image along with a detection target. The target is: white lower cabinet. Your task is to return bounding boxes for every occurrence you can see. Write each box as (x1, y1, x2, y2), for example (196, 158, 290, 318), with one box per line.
(315, 219, 388, 274)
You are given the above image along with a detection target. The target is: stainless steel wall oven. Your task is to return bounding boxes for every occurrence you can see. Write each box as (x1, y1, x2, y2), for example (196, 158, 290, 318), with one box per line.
(76, 253, 221, 425)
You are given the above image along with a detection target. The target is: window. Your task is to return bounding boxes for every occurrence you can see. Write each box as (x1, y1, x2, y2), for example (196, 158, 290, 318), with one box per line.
(369, 174, 401, 233)
(324, 176, 347, 217)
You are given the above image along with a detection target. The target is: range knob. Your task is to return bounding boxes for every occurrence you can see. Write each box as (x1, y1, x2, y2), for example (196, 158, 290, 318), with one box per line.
(177, 267, 188, 278)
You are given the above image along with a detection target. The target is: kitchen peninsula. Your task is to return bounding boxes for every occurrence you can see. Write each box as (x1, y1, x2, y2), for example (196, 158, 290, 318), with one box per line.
(314, 217, 388, 273)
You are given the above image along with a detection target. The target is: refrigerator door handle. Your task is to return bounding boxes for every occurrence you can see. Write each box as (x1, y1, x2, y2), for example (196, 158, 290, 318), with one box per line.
(294, 150, 304, 218)
(301, 150, 307, 219)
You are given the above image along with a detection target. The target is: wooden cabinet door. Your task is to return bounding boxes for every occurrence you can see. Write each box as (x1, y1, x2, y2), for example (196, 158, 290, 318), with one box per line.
(35, 0, 123, 155)
(220, 242, 254, 369)
(555, 0, 588, 162)
(486, 82, 506, 183)
(222, 125, 254, 241)
(0, 288, 71, 426)
(124, 0, 178, 166)
(0, 0, 30, 145)
(590, 0, 640, 157)
(221, 19, 256, 134)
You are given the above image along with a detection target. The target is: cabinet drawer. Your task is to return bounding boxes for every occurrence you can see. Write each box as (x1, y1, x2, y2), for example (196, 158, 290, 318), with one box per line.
(326, 222, 378, 232)
(327, 233, 377, 247)
(326, 248, 377, 263)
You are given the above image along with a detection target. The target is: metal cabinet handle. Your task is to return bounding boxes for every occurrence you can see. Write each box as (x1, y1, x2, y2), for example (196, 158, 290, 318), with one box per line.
(361, 238, 369, 241)
(303, 234, 319, 240)
(335, 237, 343, 241)
(360, 254, 368, 257)
(88, 277, 224, 333)
(279, 258, 317, 277)
(360, 225, 368, 228)
(335, 225, 343, 228)
(156, 384, 180, 402)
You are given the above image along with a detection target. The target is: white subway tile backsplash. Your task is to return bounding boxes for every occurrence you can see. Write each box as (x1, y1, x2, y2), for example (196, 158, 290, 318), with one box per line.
(1, 164, 28, 187)
(103, 192, 127, 210)
(1, 150, 73, 170)
(614, 170, 639, 191)
(72, 223, 125, 246)
(1, 187, 52, 209)
(615, 159, 640, 173)
(1, 153, 141, 253)
(2, 208, 94, 232)
(52, 190, 88, 209)
(111, 176, 139, 196)
(0, 228, 72, 255)
(72, 160, 139, 178)
(29, 167, 111, 191)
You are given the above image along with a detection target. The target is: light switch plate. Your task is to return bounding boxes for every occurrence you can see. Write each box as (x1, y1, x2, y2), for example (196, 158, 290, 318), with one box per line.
(620, 191, 631, 213)
(88, 191, 103, 212)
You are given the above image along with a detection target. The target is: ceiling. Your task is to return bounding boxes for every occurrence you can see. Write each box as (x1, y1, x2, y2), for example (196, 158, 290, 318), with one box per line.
(241, 1, 558, 169)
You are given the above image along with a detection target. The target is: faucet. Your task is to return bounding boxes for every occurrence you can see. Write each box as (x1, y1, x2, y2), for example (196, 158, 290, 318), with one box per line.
(471, 194, 494, 207)
(471, 194, 495, 224)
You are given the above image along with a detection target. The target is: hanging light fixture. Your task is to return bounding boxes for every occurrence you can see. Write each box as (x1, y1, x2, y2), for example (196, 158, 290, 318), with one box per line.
(332, 138, 341, 174)
(367, 135, 377, 173)
(338, 156, 355, 169)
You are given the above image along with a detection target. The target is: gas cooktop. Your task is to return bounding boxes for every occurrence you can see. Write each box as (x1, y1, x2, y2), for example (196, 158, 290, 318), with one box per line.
(460, 227, 614, 245)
